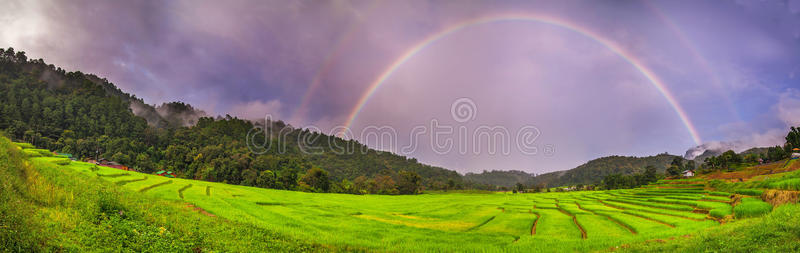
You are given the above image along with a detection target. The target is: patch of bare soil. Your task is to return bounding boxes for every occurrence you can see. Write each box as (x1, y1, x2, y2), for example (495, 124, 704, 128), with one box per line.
(186, 203, 216, 217)
(531, 213, 540, 235)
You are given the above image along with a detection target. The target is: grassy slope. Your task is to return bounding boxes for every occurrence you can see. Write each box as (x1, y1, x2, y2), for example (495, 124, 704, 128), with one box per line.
(4, 136, 800, 252)
(0, 137, 324, 252)
(54, 161, 724, 252)
(618, 203, 800, 252)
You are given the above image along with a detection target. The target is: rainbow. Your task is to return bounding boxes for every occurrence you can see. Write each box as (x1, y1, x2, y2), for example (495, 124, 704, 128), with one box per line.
(645, 1, 740, 121)
(291, 1, 383, 124)
(341, 13, 703, 145)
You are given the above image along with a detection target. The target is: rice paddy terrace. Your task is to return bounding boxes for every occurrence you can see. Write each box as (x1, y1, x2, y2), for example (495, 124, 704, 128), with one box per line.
(31, 156, 739, 252)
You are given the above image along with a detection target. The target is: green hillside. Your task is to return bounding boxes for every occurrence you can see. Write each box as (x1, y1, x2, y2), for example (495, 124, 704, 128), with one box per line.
(464, 170, 535, 188)
(0, 48, 465, 193)
(525, 153, 681, 187)
(0, 136, 320, 252)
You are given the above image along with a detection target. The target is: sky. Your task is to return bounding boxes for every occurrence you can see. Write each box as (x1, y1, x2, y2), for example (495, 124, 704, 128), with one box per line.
(2, 0, 800, 174)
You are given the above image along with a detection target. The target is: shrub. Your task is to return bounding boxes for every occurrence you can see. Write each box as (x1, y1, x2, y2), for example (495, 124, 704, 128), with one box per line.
(734, 189, 763, 196)
(709, 205, 733, 218)
(734, 198, 772, 218)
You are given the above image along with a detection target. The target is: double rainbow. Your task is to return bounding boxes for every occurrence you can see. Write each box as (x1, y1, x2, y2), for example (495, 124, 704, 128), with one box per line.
(338, 13, 703, 145)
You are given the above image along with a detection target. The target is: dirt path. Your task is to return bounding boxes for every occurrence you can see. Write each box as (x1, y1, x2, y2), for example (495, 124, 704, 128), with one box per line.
(600, 200, 705, 221)
(530, 212, 540, 236)
(575, 202, 636, 235)
(555, 203, 586, 239)
(621, 211, 675, 228)
(185, 203, 216, 217)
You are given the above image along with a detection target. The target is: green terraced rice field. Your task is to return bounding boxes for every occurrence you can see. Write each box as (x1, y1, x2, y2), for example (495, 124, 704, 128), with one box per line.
(35, 157, 729, 252)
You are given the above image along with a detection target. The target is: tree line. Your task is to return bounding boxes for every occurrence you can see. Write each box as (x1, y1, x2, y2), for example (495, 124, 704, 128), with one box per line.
(0, 48, 468, 195)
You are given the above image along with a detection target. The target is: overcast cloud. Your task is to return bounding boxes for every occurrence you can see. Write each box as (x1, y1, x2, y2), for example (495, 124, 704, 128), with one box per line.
(2, 0, 799, 173)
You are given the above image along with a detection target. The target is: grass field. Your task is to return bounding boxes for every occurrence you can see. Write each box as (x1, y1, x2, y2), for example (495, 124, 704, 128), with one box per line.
(7, 138, 798, 252)
(24, 156, 732, 252)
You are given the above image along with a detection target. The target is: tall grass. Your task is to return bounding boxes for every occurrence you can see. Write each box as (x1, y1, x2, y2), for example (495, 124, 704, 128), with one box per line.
(6, 137, 786, 252)
(767, 178, 800, 191)
(620, 203, 800, 252)
(734, 189, 764, 196)
(0, 138, 321, 252)
(734, 198, 772, 218)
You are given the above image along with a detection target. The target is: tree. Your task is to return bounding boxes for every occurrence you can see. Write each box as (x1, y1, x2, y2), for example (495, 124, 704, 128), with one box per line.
(767, 146, 787, 162)
(397, 170, 422, 194)
(787, 126, 800, 149)
(685, 160, 696, 171)
(720, 150, 741, 165)
(515, 183, 525, 193)
(240, 169, 258, 186)
(300, 167, 330, 192)
(667, 165, 681, 177)
(353, 176, 369, 194)
(374, 174, 397, 195)
(670, 157, 684, 172)
(278, 169, 299, 190)
(256, 170, 276, 188)
(644, 165, 658, 183)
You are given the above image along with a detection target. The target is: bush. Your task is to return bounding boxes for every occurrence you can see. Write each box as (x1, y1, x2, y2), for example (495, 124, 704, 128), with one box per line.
(734, 189, 763, 196)
(734, 198, 772, 218)
(709, 206, 733, 218)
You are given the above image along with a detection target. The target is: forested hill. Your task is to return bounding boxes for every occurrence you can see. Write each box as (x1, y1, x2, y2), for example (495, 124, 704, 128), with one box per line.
(463, 170, 535, 188)
(0, 48, 466, 194)
(524, 153, 681, 187)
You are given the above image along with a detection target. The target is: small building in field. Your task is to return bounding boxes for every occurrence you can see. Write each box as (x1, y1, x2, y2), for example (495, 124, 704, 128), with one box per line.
(792, 148, 800, 159)
(682, 170, 695, 177)
(155, 170, 176, 178)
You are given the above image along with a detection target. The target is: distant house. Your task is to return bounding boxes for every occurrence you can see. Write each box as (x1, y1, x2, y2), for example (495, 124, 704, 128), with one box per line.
(792, 148, 800, 160)
(682, 170, 695, 177)
(155, 170, 176, 178)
